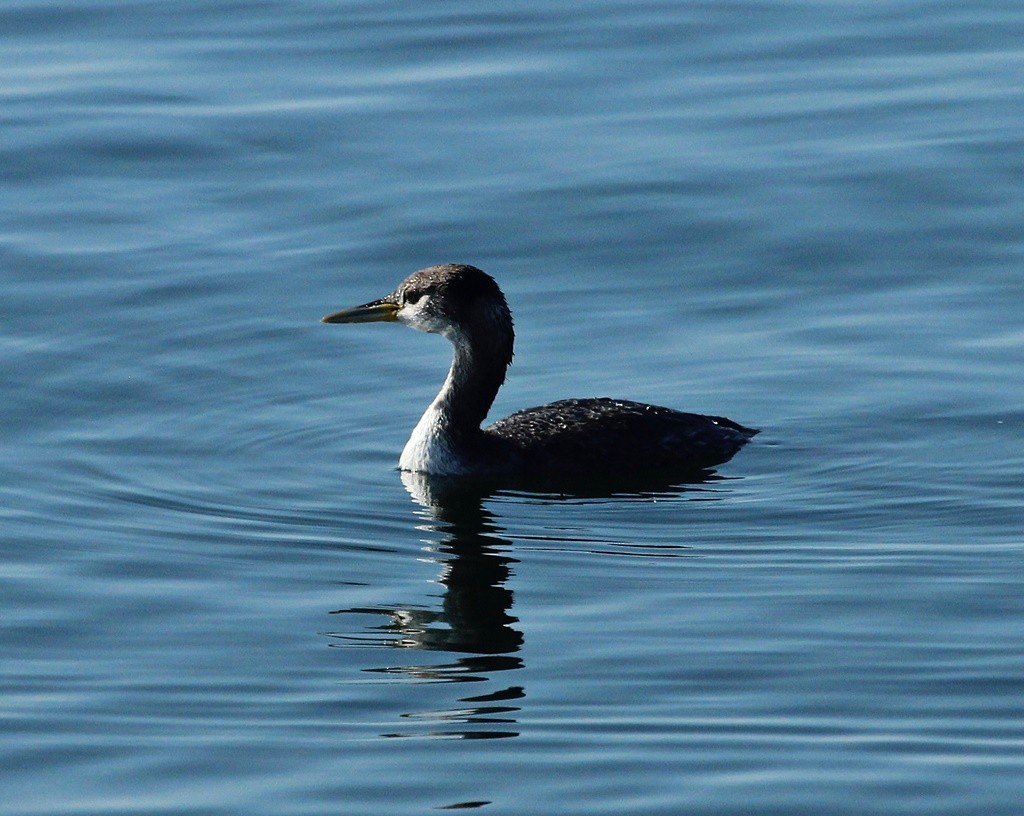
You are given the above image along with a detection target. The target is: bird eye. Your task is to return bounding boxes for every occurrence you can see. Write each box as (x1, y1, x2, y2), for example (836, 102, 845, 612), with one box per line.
(405, 286, 434, 306)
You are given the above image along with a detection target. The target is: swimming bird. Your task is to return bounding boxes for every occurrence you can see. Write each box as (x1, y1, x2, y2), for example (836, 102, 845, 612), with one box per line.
(322, 264, 756, 485)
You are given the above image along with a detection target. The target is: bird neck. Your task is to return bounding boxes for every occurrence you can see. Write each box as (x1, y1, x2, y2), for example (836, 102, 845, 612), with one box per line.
(435, 339, 508, 433)
(399, 323, 513, 474)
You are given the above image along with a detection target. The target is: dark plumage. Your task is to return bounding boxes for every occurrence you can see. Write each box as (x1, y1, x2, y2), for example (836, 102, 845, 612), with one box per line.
(322, 264, 756, 485)
(489, 397, 754, 475)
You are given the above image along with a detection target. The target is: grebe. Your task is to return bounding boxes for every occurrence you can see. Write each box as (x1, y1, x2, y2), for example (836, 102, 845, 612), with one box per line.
(322, 264, 756, 483)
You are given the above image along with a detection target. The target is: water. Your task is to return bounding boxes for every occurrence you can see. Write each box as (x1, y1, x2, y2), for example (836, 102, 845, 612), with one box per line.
(3, 1, 1023, 813)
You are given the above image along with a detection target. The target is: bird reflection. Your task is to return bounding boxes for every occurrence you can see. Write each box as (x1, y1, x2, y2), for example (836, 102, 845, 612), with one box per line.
(336, 473, 523, 656)
(328, 467, 726, 741)
(328, 472, 526, 738)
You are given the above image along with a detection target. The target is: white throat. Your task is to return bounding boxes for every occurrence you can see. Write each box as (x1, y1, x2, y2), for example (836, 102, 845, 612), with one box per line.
(398, 367, 468, 475)
(394, 305, 507, 477)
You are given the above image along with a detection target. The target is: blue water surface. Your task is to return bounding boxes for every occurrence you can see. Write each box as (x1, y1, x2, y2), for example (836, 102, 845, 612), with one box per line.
(2, 1, 1023, 814)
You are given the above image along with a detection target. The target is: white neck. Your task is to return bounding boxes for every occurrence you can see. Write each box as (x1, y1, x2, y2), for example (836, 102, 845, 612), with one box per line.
(399, 372, 468, 475)
(397, 318, 511, 476)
